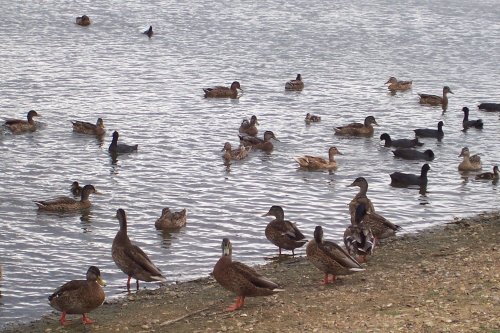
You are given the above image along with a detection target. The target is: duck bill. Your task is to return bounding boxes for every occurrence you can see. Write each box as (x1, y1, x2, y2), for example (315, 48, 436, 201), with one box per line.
(261, 212, 271, 217)
(97, 276, 107, 287)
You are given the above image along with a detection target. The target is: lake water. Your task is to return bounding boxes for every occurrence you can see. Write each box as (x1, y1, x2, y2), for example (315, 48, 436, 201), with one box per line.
(0, 0, 499, 327)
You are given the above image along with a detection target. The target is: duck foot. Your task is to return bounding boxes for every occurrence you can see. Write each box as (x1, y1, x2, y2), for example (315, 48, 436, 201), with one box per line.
(225, 296, 245, 311)
(321, 274, 337, 285)
(59, 312, 71, 326)
(82, 314, 95, 325)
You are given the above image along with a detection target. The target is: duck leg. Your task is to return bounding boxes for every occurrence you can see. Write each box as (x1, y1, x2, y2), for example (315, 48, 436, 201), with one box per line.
(126, 276, 132, 291)
(322, 274, 337, 285)
(136, 279, 140, 290)
(226, 296, 244, 312)
(59, 311, 70, 325)
(82, 313, 95, 325)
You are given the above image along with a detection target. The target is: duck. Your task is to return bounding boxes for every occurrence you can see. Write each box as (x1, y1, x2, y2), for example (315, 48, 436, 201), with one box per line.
(390, 163, 431, 187)
(305, 113, 321, 124)
(385, 77, 412, 91)
(112, 208, 167, 291)
(294, 146, 342, 170)
(70, 181, 82, 197)
(414, 121, 444, 139)
(75, 15, 91, 26)
(238, 115, 259, 136)
(392, 148, 435, 161)
(71, 118, 105, 136)
(221, 142, 251, 162)
(108, 131, 138, 155)
(4, 110, 40, 134)
(343, 203, 374, 263)
(334, 116, 378, 136)
(418, 86, 453, 107)
(262, 205, 307, 256)
(380, 133, 423, 148)
(462, 107, 483, 129)
(306, 226, 364, 284)
(478, 103, 500, 112)
(285, 74, 304, 91)
(458, 147, 482, 171)
(348, 177, 401, 242)
(203, 81, 242, 98)
(239, 130, 279, 152)
(154, 207, 187, 230)
(213, 238, 282, 311)
(143, 26, 153, 38)
(48, 266, 106, 326)
(475, 166, 499, 180)
(35, 184, 97, 212)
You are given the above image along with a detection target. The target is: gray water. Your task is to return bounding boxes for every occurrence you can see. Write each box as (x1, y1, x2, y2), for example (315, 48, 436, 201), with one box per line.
(0, 0, 499, 327)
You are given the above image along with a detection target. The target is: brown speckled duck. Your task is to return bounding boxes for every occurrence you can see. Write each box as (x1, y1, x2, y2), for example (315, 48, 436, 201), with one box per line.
(239, 130, 279, 152)
(348, 177, 401, 243)
(203, 81, 242, 98)
(239, 115, 259, 136)
(263, 205, 307, 256)
(213, 238, 283, 311)
(305, 113, 321, 124)
(76, 15, 91, 26)
(294, 146, 342, 170)
(112, 208, 167, 291)
(475, 166, 499, 180)
(385, 76, 412, 91)
(334, 116, 378, 136)
(418, 86, 453, 106)
(307, 226, 364, 284)
(285, 74, 304, 91)
(343, 203, 374, 263)
(70, 181, 82, 197)
(222, 142, 251, 162)
(48, 266, 106, 326)
(4, 110, 40, 134)
(35, 184, 97, 212)
(72, 118, 105, 136)
(458, 147, 482, 171)
(154, 207, 187, 230)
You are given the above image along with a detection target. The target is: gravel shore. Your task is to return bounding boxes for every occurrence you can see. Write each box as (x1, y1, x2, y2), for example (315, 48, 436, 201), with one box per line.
(2, 212, 499, 333)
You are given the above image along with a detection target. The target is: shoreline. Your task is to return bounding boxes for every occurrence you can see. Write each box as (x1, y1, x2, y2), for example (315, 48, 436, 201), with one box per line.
(1, 212, 499, 333)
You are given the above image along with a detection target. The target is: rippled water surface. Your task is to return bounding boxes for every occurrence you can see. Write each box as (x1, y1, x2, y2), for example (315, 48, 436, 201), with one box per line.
(1, 0, 499, 326)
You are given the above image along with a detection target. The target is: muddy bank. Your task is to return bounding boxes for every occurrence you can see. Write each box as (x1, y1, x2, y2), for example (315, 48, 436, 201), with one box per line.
(2, 212, 499, 333)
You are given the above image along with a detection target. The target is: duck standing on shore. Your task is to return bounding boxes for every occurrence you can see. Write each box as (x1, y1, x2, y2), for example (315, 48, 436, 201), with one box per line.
(112, 209, 167, 291)
(344, 203, 374, 263)
(307, 226, 364, 284)
(262, 205, 307, 256)
(213, 238, 283, 311)
(348, 177, 401, 243)
(48, 266, 106, 326)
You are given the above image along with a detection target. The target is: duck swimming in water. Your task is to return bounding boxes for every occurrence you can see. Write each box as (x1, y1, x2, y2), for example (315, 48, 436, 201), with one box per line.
(4, 110, 40, 134)
(203, 81, 242, 98)
(285, 74, 304, 91)
(35, 184, 97, 212)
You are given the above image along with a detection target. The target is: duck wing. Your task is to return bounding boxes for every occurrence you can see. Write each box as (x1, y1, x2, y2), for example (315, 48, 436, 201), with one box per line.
(321, 240, 361, 268)
(48, 279, 86, 301)
(231, 261, 279, 289)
